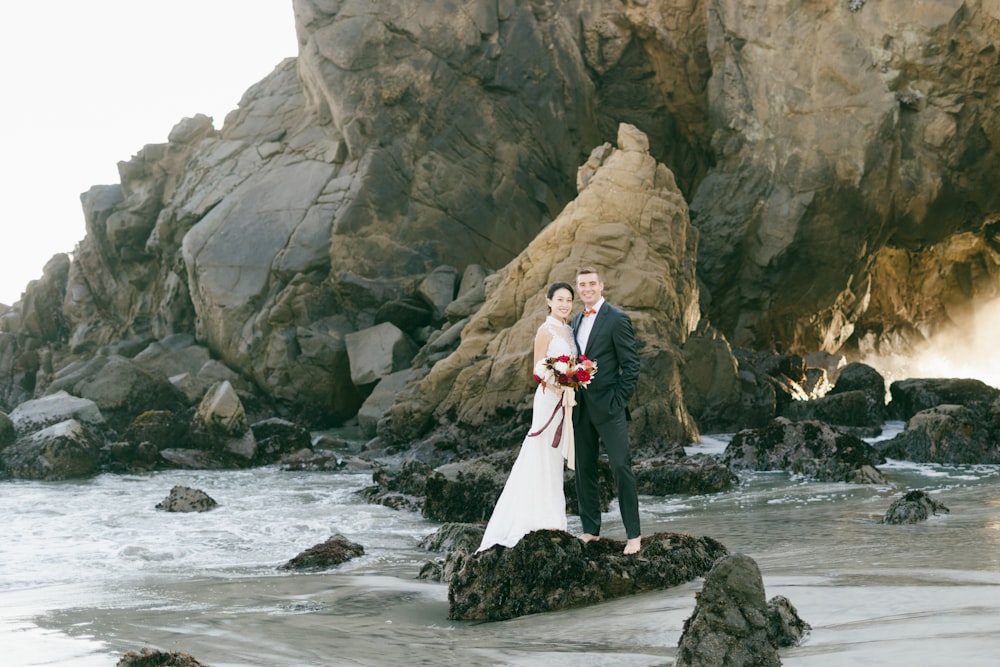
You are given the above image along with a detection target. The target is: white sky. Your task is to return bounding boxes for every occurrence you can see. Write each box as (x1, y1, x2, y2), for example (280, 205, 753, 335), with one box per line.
(0, 1, 299, 305)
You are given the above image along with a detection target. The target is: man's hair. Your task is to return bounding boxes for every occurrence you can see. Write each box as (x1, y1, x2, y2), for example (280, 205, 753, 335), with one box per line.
(576, 266, 602, 281)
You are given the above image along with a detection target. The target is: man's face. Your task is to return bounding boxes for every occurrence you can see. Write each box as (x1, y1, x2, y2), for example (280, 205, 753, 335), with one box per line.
(576, 272, 604, 308)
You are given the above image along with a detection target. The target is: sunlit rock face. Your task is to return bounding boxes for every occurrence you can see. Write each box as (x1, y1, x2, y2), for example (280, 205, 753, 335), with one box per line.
(691, 0, 1000, 357)
(380, 123, 701, 452)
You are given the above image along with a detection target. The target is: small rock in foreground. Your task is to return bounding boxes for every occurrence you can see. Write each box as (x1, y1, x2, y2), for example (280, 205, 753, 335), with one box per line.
(116, 647, 209, 666)
(675, 553, 810, 667)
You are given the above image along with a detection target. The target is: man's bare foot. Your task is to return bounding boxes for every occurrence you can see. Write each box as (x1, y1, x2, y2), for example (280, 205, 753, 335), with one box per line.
(580, 533, 600, 543)
(623, 536, 642, 555)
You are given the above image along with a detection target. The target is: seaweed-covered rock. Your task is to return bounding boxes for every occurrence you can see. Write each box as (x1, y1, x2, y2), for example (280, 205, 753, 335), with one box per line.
(417, 522, 485, 583)
(888, 378, 1000, 421)
(281, 534, 364, 570)
(722, 417, 886, 483)
(1, 418, 101, 480)
(634, 455, 738, 495)
(449, 530, 728, 621)
(116, 648, 210, 667)
(878, 404, 1000, 464)
(361, 459, 436, 512)
(675, 553, 810, 666)
(881, 489, 950, 524)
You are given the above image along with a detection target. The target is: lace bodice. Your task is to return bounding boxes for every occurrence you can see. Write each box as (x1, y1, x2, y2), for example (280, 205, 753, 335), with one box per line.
(539, 316, 575, 358)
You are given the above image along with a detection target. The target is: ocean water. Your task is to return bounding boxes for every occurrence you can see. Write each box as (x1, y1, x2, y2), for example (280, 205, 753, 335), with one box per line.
(2, 423, 998, 666)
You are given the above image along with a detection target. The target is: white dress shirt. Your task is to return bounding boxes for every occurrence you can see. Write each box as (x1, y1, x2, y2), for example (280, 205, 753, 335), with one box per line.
(576, 298, 605, 355)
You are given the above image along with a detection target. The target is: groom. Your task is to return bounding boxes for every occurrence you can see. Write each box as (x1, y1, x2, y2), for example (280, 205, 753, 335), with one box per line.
(571, 267, 642, 555)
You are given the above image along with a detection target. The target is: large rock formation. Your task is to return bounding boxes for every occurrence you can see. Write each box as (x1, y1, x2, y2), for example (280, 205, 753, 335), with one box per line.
(380, 123, 701, 452)
(3, 0, 1000, 461)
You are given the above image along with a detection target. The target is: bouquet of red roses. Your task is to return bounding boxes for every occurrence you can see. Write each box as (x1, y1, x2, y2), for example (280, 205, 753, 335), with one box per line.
(533, 354, 597, 390)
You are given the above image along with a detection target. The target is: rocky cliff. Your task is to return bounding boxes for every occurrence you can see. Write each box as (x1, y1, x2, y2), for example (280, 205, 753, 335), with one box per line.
(3, 0, 1000, 455)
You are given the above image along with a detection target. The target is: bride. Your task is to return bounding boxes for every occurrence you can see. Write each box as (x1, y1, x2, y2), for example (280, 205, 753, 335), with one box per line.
(477, 281, 577, 552)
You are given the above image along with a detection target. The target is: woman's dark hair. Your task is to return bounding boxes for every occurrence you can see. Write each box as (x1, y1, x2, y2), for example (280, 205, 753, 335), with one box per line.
(546, 281, 575, 312)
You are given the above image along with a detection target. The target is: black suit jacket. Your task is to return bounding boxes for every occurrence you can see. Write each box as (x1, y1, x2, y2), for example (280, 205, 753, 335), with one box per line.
(572, 302, 640, 424)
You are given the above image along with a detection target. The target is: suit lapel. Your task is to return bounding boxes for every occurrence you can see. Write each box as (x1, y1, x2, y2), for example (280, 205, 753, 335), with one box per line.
(586, 305, 611, 354)
(571, 312, 583, 356)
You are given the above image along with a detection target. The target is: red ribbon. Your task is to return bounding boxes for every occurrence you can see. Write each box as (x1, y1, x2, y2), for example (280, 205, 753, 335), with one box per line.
(527, 399, 564, 448)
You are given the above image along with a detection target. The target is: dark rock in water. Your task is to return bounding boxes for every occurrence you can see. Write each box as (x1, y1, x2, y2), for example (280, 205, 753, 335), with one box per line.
(155, 485, 218, 513)
(779, 389, 884, 438)
(881, 489, 950, 524)
(634, 455, 738, 495)
(827, 362, 886, 415)
(888, 378, 1000, 421)
(448, 530, 728, 621)
(418, 522, 486, 553)
(767, 595, 812, 648)
(416, 522, 485, 583)
(877, 404, 1000, 464)
(676, 553, 810, 666)
(722, 417, 886, 483)
(361, 459, 435, 512)
(116, 647, 209, 666)
(281, 534, 364, 570)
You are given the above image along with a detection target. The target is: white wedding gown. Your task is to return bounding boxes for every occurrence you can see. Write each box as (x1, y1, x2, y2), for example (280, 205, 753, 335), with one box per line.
(477, 316, 572, 552)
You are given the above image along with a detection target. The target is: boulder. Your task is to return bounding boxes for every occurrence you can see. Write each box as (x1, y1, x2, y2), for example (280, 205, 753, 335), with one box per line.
(779, 390, 883, 437)
(357, 369, 419, 438)
(192, 380, 257, 461)
(878, 403, 1000, 464)
(417, 265, 459, 322)
(155, 485, 219, 512)
(250, 417, 312, 465)
(280, 534, 364, 570)
(361, 459, 436, 513)
(416, 522, 486, 583)
(722, 417, 887, 483)
(1, 419, 101, 480)
(827, 362, 887, 420)
(344, 322, 417, 387)
(888, 378, 1000, 421)
(122, 410, 192, 452)
(444, 265, 490, 323)
(52, 355, 187, 432)
(8, 390, 104, 435)
(675, 553, 810, 666)
(101, 439, 160, 473)
(681, 325, 746, 433)
(449, 530, 729, 621)
(881, 489, 950, 524)
(634, 455, 738, 495)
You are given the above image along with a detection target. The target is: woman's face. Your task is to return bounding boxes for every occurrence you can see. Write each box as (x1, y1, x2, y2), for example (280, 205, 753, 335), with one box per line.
(547, 287, 574, 322)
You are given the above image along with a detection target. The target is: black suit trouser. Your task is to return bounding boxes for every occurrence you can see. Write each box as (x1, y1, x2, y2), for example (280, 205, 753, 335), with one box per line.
(574, 402, 641, 539)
